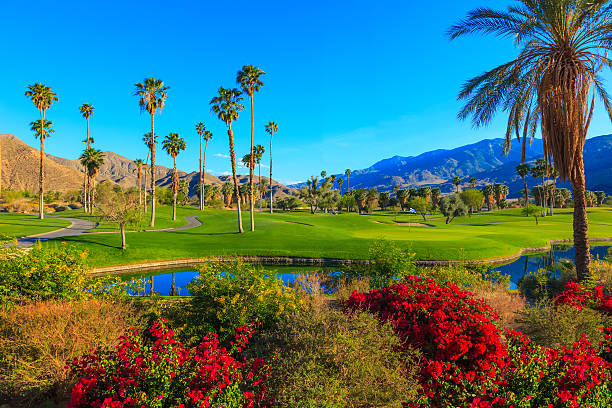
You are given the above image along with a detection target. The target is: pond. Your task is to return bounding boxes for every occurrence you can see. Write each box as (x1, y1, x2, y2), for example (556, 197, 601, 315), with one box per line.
(120, 245, 612, 296)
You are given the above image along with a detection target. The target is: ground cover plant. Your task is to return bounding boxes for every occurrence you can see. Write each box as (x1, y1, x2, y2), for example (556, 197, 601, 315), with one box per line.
(19, 206, 612, 267)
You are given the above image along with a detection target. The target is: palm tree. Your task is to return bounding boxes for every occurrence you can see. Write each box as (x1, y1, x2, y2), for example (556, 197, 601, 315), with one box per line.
(452, 176, 461, 193)
(25, 83, 58, 219)
(79, 103, 95, 212)
(336, 177, 343, 192)
(237, 65, 265, 231)
(345, 169, 351, 191)
(196, 122, 213, 211)
(134, 78, 169, 227)
(516, 163, 531, 210)
(133, 159, 145, 209)
(450, 0, 612, 280)
(469, 177, 477, 188)
(482, 184, 495, 211)
(162, 133, 187, 221)
(254, 144, 265, 206)
(210, 87, 245, 233)
(221, 181, 234, 207)
(79, 148, 105, 212)
(265, 121, 278, 214)
(531, 159, 547, 215)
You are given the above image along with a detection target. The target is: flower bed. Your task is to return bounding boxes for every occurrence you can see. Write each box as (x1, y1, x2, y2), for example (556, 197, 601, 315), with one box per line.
(67, 320, 271, 408)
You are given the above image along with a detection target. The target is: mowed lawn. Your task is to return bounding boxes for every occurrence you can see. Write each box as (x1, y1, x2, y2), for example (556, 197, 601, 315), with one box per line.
(0, 213, 71, 239)
(28, 205, 612, 267)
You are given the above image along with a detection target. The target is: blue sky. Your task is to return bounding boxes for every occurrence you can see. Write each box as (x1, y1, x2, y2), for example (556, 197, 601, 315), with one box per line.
(1, 0, 611, 185)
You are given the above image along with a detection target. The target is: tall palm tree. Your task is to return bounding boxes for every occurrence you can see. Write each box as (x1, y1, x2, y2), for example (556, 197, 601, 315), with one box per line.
(336, 177, 343, 192)
(142, 135, 153, 210)
(25, 83, 58, 219)
(254, 144, 265, 206)
(345, 169, 351, 191)
(79, 103, 95, 212)
(210, 87, 245, 233)
(516, 163, 531, 210)
(450, 0, 612, 280)
(195, 122, 213, 211)
(80, 148, 105, 212)
(452, 176, 461, 193)
(162, 133, 187, 221)
(237, 65, 265, 231)
(133, 159, 145, 209)
(265, 121, 278, 214)
(134, 78, 169, 227)
(469, 177, 477, 188)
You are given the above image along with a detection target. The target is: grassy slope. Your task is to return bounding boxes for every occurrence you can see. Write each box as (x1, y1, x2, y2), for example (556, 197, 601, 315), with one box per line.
(32, 205, 612, 267)
(0, 213, 71, 238)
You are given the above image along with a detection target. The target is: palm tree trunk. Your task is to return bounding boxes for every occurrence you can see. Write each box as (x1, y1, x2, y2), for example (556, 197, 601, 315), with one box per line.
(120, 223, 126, 250)
(86, 117, 90, 149)
(249, 96, 255, 231)
(150, 114, 156, 227)
(138, 171, 142, 209)
(523, 179, 529, 211)
(83, 172, 88, 213)
(144, 150, 149, 211)
(228, 126, 243, 233)
(172, 157, 177, 221)
(269, 135, 273, 214)
(90, 176, 96, 212)
(258, 162, 262, 209)
(199, 132, 203, 211)
(572, 151, 590, 281)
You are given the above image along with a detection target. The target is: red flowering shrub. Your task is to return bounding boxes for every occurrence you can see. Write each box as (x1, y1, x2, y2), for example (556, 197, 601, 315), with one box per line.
(470, 330, 612, 407)
(67, 319, 271, 408)
(554, 282, 612, 315)
(346, 275, 507, 406)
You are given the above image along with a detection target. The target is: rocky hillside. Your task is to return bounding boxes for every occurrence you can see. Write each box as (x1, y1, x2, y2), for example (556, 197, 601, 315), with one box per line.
(0, 134, 83, 192)
(1, 134, 296, 197)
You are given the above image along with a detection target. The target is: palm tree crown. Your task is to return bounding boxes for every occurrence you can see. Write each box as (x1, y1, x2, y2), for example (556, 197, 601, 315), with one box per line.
(237, 65, 265, 97)
(210, 87, 244, 126)
(30, 119, 54, 139)
(162, 133, 186, 159)
(79, 103, 94, 119)
(25, 83, 58, 111)
(134, 78, 169, 116)
(265, 121, 278, 137)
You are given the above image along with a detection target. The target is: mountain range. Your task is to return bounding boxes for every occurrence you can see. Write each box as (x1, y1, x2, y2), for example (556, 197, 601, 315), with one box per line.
(289, 135, 612, 196)
(0, 134, 295, 198)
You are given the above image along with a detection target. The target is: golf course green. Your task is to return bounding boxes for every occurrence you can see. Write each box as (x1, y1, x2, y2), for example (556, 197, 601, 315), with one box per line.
(6, 205, 611, 267)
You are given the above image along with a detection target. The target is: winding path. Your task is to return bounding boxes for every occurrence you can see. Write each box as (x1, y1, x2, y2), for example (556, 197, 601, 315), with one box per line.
(16, 215, 202, 248)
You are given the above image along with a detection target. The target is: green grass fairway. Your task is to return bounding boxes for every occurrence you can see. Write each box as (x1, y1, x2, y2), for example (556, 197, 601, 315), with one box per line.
(0, 213, 71, 239)
(29, 206, 612, 267)
(58, 205, 198, 232)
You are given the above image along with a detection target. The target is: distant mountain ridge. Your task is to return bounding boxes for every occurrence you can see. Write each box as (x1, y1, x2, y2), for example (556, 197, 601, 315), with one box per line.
(0, 134, 295, 198)
(289, 135, 612, 195)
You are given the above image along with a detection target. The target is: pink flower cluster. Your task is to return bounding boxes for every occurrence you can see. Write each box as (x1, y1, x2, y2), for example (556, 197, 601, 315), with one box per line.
(67, 320, 272, 408)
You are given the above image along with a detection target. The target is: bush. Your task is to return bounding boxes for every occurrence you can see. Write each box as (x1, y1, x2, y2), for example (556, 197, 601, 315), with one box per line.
(183, 261, 301, 345)
(517, 301, 612, 348)
(340, 240, 416, 289)
(418, 263, 510, 290)
(0, 299, 144, 407)
(67, 319, 271, 408)
(473, 330, 612, 407)
(347, 276, 507, 406)
(260, 306, 421, 408)
(0, 245, 139, 304)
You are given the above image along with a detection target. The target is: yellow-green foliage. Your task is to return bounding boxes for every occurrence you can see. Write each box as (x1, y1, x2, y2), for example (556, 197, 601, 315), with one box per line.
(0, 244, 143, 304)
(0, 299, 144, 407)
(183, 260, 302, 344)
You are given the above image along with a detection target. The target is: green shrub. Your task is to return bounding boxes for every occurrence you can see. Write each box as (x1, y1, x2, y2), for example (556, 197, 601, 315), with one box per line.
(517, 301, 612, 348)
(0, 299, 144, 407)
(182, 260, 301, 345)
(0, 245, 141, 304)
(340, 240, 416, 289)
(418, 263, 510, 289)
(258, 306, 421, 408)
